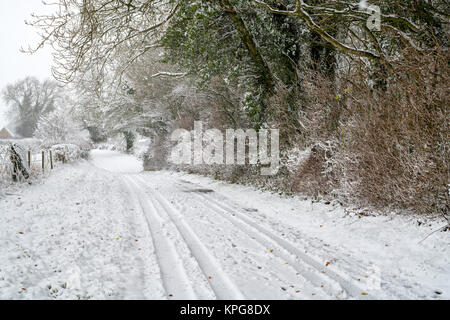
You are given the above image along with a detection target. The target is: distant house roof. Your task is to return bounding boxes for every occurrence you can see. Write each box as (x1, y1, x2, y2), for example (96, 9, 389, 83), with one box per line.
(0, 127, 14, 139)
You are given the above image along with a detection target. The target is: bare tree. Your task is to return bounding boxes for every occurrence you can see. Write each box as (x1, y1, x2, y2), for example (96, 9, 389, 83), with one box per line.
(25, 0, 179, 84)
(2, 77, 61, 137)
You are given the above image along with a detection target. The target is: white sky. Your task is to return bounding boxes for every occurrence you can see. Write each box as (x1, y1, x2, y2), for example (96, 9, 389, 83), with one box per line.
(0, 0, 54, 129)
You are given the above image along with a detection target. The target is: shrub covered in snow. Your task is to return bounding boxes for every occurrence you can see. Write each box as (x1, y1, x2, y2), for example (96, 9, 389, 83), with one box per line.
(96, 135, 128, 153)
(96, 134, 151, 160)
(34, 108, 91, 150)
(0, 143, 30, 188)
(51, 144, 88, 163)
(133, 136, 152, 160)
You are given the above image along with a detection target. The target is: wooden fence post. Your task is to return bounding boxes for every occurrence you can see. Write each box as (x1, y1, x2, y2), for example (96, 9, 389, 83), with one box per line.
(28, 150, 31, 168)
(50, 150, 53, 170)
(42, 151, 45, 173)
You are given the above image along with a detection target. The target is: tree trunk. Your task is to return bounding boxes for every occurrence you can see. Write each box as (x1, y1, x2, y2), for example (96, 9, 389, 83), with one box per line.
(220, 0, 275, 127)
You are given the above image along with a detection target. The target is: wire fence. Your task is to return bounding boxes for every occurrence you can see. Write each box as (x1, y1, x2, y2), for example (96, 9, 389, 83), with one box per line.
(1, 141, 87, 188)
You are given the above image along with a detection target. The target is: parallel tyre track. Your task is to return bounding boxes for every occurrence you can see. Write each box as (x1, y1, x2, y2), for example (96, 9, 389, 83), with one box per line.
(132, 175, 245, 300)
(170, 178, 379, 300)
(122, 176, 197, 300)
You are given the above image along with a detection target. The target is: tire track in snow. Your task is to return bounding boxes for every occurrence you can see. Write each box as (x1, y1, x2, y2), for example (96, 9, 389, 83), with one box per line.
(173, 179, 418, 300)
(117, 173, 165, 299)
(185, 190, 347, 298)
(135, 175, 245, 300)
(172, 178, 376, 300)
(122, 176, 197, 300)
(193, 190, 413, 300)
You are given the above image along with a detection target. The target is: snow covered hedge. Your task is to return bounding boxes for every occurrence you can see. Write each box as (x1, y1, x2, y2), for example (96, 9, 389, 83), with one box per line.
(35, 108, 91, 148)
(51, 144, 89, 163)
(96, 134, 151, 160)
(34, 106, 93, 160)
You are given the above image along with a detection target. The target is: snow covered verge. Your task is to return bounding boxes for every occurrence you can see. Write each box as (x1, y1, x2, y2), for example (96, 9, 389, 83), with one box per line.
(0, 150, 448, 300)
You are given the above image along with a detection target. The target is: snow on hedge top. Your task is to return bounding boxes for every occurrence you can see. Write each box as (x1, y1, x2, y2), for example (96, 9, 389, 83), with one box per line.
(90, 149, 143, 173)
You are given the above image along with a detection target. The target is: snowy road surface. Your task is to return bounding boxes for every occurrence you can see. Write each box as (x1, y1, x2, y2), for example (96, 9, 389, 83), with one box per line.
(0, 150, 448, 300)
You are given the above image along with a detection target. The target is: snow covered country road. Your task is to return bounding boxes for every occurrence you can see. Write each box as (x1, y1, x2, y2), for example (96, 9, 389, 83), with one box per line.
(0, 150, 448, 300)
